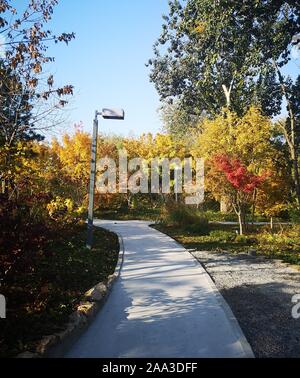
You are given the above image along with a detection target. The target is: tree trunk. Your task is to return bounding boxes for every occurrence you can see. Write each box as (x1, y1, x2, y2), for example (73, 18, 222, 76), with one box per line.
(1, 179, 6, 194)
(233, 203, 246, 235)
(270, 217, 274, 232)
(291, 148, 300, 207)
(222, 75, 235, 109)
(287, 113, 300, 206)
(237, 212, 244, 235)
(233, 200, 246, 235)
(273, 61, 300, 207)
(127, 193, 132, 209)
(222, 85, 231, 108)
(220, 197, 230, 213)
(251, 189, 257, 224)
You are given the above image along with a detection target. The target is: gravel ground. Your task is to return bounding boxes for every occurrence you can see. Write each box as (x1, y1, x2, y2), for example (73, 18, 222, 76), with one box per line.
(191, 250, 300, 358)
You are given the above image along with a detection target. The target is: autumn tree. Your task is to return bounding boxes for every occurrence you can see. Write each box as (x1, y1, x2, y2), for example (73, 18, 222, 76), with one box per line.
(149, 0, 300, 206)
(255, 162, 291, 222)
(0, 62, 36, 193)
(212, 155, 265, 234)
(194, 106, 289, 231)
(0, 0, 74, 197)
(100, 133, 189, 208)
(51, 125, 92, 206)
(0, 0, 74, 145)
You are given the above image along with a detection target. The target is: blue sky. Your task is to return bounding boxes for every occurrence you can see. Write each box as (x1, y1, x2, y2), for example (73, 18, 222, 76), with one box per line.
(46, 0, 169, 138)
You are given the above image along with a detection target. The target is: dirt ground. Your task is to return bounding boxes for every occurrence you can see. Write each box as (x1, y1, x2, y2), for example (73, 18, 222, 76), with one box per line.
(191, 250, 300, 358)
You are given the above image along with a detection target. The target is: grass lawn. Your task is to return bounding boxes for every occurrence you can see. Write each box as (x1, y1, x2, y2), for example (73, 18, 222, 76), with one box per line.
(95, 207, 278, 223)
(154, 222, 300, 266)
(95, 207, 161, 221)
(0, 223, 119, 358)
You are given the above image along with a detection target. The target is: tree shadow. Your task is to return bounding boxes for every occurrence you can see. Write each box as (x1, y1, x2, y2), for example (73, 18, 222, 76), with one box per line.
(66, 221, 252, 358)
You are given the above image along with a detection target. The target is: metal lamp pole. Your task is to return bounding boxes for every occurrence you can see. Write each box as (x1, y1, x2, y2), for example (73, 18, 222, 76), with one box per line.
(86, 108, 125, 250)
(86, 110, 99, 250)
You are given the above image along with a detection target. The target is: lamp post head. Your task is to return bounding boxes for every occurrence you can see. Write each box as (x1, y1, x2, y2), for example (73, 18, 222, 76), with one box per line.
(100, 108, 125, 120)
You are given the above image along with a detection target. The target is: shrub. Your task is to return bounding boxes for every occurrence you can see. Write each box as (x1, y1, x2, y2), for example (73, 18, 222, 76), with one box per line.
(47, 196, 84, 223)
(235, 234, 251, 244)
(184, 218, 210, 235)
(160, 203, 192, 226)
(203, 210, 237, 222)
(257, 231, 296, 247)
(209, 230, 236, 242)
(288, 205, 300, 224)
(160, 203, 209, 233)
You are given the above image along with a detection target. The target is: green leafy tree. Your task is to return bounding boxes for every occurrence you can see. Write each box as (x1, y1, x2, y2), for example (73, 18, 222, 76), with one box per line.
(149, 0, 300, 206)
(276, 74, 300, 207)
(148, 0, 289, 117)
(160, 101, 203, 138)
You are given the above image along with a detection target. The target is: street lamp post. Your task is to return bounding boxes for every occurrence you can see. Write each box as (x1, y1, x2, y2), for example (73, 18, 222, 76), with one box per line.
(86, 108, 125, 250)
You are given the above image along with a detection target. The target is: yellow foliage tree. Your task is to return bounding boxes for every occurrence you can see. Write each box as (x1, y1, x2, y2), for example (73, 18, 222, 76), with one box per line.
(193, 106, 290, 227)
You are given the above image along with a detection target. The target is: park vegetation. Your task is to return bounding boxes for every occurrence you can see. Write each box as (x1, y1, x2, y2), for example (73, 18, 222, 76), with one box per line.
(147, 0, 300, 234)
(1, 0, 300, 356)
(0, 1, 119, 357)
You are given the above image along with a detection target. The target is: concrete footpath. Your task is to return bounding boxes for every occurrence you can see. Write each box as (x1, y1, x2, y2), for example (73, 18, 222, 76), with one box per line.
(65, 220, 253, 358)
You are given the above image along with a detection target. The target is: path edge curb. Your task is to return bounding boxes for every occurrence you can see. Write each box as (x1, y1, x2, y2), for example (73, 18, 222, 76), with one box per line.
(16, 232, 125, 359)
(189, 250, 255, 359)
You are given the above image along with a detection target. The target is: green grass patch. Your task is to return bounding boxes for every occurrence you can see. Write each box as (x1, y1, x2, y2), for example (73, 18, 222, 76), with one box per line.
(95, 207, 161, 221)
(199, 210, 288, 223)
(154, 223, 300, 265)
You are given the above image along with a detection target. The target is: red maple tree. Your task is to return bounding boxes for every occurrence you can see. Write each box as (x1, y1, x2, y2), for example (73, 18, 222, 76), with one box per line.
(213, 155, 266, 193)
(212, 154, 266, 234)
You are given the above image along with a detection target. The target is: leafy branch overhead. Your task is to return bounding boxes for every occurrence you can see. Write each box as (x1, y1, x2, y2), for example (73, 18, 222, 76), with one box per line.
(0, 0, 75, 146)
(148, 0, 300, 117)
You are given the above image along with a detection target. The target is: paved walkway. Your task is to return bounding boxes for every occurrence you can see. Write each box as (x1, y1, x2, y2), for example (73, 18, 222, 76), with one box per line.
(65, 221, 253, 358)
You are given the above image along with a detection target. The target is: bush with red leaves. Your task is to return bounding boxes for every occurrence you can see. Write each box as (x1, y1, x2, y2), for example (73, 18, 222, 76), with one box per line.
(213, 154, 266, 194)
